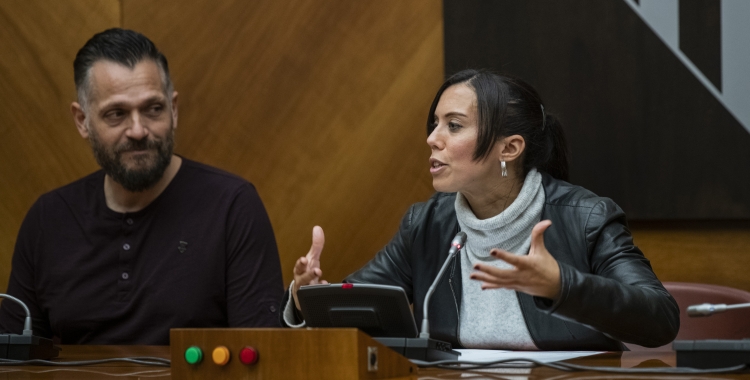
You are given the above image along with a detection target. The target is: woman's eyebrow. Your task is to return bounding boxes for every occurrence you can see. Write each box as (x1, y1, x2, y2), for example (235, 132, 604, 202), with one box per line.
(444, 111, 468, 118)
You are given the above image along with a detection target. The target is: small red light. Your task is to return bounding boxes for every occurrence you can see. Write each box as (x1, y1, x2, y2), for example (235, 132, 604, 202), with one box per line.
(342, 283, 354, 289)
(239, 347, 259, 365)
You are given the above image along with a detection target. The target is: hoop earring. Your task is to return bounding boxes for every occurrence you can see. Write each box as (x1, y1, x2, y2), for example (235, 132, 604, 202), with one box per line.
(501, 160, 508, 177)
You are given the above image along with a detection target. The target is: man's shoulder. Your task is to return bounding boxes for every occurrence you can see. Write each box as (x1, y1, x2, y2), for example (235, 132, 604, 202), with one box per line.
(172, 158, 260, 204)
(178, 158, 255, 189)
(36, 170, 104, 206)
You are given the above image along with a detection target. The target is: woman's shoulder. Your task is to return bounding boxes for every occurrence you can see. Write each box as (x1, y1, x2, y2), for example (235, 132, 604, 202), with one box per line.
(412, 192, 456, 215)
(398, 192, 457, 231)
(540, 172, 622, 214)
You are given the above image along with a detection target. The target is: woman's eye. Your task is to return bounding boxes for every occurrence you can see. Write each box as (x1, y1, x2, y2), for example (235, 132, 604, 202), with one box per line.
(448, 122, 462, 131)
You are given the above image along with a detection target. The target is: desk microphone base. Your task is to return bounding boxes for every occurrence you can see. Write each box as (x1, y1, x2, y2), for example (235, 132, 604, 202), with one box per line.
(373, 337, 460, 361)
(674, 339, 750, 369)
(0, 334, 60, 360)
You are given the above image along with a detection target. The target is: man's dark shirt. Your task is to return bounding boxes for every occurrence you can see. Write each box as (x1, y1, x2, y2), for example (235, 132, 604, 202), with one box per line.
(0, 158, 283, 344)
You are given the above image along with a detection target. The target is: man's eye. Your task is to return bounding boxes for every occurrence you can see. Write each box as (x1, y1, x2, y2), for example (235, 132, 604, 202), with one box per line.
(105, 110, 125, 120)
(146, 105, 163, 115)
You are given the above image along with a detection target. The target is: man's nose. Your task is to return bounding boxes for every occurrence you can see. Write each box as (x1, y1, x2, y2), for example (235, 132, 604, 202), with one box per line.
(126, 113, 149, 140)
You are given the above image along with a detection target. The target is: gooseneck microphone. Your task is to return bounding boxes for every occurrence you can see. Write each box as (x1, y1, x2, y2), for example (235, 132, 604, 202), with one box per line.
(687, 302, 750, 317)
(419, 231, 467, 339)
(0, 294, 33, 336)
(0, 293, 60, 360)
(371, 232, 466, 361)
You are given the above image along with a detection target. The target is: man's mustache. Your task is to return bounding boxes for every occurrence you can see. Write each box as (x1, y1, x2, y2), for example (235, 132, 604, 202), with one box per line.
(114, 138, 162, 154)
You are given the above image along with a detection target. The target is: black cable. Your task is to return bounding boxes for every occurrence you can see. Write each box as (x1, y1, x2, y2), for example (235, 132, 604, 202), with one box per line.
(411, 357, 748, 374)
(0, 357, 170, 367)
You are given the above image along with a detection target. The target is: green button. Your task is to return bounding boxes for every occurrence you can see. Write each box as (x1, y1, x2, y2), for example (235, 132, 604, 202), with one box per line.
(185, 346, 203, 364)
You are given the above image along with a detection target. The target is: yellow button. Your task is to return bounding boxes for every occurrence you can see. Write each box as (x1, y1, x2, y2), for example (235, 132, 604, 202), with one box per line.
(212, 346, 230, 365)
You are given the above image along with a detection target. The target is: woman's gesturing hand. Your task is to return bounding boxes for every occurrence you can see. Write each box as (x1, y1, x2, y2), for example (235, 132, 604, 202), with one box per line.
(469, 220, 562, 300)
(292, 226, 328, 311)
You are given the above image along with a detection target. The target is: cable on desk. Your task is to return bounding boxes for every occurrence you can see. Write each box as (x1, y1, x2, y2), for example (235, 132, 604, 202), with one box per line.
(411, 357, 747, 374)
(0, 357, 170, 367)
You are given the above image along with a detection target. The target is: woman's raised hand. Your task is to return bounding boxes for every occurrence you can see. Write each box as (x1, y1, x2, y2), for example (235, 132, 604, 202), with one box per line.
(469, 220, 562, 300)
(292, 226, 328, 310)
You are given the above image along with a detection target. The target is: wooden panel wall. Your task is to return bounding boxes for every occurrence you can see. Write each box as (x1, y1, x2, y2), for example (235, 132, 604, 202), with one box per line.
(631, 223, 750, 291)
(0, 1, 119, 292)
(1, 1, 749, 300)
(121, 0, 443, 285)
(0, 0, 443, 292)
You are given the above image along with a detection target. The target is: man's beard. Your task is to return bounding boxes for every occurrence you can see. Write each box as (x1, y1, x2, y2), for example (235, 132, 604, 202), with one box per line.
(88, 125, 174, 192)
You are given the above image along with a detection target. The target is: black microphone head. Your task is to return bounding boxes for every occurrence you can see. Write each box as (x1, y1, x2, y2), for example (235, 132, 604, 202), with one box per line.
(452, 231, 467, 249)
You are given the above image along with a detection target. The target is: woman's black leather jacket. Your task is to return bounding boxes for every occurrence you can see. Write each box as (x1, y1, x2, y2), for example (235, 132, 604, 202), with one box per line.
(343, 172, 679, 350)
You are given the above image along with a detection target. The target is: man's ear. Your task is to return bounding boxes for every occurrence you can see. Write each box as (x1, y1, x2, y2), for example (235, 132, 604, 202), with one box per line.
(499, 134, 526, 163)
(71, 102, 89, 139)
(171, 91, 178, 129)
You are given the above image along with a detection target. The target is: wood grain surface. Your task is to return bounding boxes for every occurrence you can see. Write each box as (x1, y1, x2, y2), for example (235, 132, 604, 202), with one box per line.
(5, 344, 750, 379)
(631, 222, 750, 290)
(0, 0, 119, 293)
(170, 328, 416, 379)
(121, 0, 443, 286)
(1, 0, 748, 308)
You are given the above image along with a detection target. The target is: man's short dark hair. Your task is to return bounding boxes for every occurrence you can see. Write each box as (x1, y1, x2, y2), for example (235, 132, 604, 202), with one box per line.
(73, 28, 172, 110)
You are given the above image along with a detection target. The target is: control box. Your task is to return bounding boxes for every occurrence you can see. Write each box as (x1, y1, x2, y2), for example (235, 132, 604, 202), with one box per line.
(170, 328, 416, 379)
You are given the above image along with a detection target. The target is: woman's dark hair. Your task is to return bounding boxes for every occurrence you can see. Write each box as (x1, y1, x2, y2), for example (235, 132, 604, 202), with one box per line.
(427, 69, 569, 181)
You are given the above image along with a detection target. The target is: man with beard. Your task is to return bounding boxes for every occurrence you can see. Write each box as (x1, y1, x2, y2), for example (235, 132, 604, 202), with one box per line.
(0, 28, 283, 344)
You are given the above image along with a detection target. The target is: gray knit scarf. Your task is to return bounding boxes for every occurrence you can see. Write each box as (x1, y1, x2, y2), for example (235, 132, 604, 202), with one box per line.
(455, 168, 544, 349)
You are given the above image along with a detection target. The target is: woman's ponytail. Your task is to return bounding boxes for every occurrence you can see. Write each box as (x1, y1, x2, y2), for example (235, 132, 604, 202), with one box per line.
(539, 113, 569, 181)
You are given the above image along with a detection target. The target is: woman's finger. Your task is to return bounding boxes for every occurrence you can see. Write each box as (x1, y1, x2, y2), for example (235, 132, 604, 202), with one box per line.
(529, 220, 552, 255)
(490, 248, 525, 267)
(471, 265, 516, 283)
(470, 272, 508, 285)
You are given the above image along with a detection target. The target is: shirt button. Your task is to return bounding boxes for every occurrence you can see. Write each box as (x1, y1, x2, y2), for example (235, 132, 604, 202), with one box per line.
(123, 243, 131, 250)
(126, 218, 134, 225)
(121, 272, 129, 280)
(269, 305, 277, 313)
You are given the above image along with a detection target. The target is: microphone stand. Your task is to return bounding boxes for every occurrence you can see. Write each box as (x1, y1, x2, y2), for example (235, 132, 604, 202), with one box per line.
(673, 301, 750, 369)
(0, 293, 60, 360)
(373, 232, 466, 362)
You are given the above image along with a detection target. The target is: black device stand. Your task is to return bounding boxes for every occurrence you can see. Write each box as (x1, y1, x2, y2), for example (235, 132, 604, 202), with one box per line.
(374, 337, 460, 361)
(0, 334, 60, 360)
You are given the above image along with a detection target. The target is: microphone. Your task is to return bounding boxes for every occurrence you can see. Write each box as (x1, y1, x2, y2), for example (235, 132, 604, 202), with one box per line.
(0, 293, 60, 360)
(372, 231, 466, 362)
(687, 302, 750, 317)
(0, 294, 33, 336)
(676, 301, 750, 369)
(420, 231, 467, 338)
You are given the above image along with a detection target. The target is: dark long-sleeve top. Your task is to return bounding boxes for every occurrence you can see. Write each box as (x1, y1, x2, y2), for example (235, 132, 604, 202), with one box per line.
(0, 158, 283, 344)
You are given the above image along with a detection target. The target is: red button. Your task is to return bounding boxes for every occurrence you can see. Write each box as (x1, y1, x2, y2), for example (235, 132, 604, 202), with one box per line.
(342, 283, 353, 289)
(239, 347, 259, 365)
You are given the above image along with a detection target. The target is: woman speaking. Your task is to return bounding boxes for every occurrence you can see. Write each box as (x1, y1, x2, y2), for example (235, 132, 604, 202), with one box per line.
(283, 69, 679, 350)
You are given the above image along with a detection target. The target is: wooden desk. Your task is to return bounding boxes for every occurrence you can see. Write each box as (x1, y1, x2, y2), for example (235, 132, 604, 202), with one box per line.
(0, 346, 748, 379)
